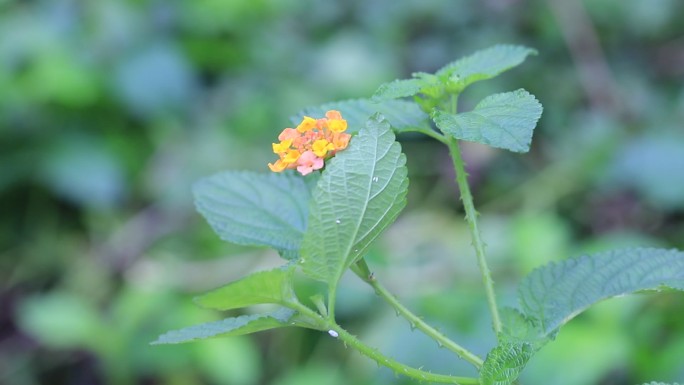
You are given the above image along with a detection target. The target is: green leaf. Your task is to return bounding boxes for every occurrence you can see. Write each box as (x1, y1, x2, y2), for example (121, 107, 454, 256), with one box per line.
(499, 307, 546, 346)
(436, 45, 537, 91)
(152, 308, 296, 345)
(433, 89, 542, 153)
(193, 171, 317, 259)
(371, 78, 424, 101)
(195, 265, 298, 311)
(519, 247, 684, 336)
(300, 113, 408, 287)
(480, 342, 535, 385)
(291, 99, 430, 134)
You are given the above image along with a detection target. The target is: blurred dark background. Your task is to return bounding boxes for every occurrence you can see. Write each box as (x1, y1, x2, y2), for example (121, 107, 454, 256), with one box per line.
(1, 0, 684, 384)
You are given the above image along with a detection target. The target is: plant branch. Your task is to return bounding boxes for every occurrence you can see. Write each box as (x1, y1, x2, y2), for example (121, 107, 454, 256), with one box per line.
(351, 261, 484, 368)
(400, 126, 448, 144)
(290, 299, 479, 384)
(332, 324, 480, 384)
(446, 138, 502, 335)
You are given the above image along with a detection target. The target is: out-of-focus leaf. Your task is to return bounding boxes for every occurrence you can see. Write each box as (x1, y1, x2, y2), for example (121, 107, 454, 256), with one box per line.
(433, 89, 542, 153)
(41, 136, 126, 209)
(193, 171, 317, 259)
(301, 114, 408, 290)
(292, 99, 430, 134)
(152, 308, 295, 344)
(609, 135, 684, 209)
(194, 337, 261, 385)
(17, 293, 102, 349)
(115, 43, 196, 116)
(195, 266, 298, 310)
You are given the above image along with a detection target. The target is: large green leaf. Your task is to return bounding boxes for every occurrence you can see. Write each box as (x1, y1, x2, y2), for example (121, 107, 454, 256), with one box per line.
(433, 89, 542, 153)
(519, 247, 684, 336)
(152, 308, 295, 345)
(291, 99, 430, 134)
(436, 45, 537, 91)
(195, 265, 298, 311)
(193, 171, 317, 259)
(371, 78, 424, 101)
(480, 342, 534, 385)
(483, 248, 684, 384)
(300, 113, 408, 287)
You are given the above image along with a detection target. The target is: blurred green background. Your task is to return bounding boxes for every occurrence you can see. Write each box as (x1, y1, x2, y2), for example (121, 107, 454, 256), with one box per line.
(2, 0, 684, 384)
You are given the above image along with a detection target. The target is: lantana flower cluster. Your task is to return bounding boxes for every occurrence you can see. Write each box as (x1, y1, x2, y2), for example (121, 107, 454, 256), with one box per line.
(268, 110, 351, 176)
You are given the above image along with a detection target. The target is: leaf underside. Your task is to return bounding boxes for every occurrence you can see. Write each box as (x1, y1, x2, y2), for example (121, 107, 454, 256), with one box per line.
(292, 98, 430, 134)
(433, 89, 542, 153)
(193, 171, 317, 259)
(152, 308, 295, 345)
(194, 266, 296, 311)
(519, 247, 684, 336)
(300, 113, 409, 289)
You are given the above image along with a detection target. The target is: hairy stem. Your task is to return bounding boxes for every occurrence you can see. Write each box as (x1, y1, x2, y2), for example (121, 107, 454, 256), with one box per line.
(332, 324, 480, 384)
(446, 138, 502, 335)
(289, 300, 478, 384)
(351, 261, 484, 368)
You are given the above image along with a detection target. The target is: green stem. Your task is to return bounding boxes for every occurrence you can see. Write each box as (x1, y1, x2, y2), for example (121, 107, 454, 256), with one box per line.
(354, 267, 484, 367)
(332, 325, 479, 384)
(446, 138, 502, 335)
(289, 301, 478, 384)
(403, 126, 448, 144)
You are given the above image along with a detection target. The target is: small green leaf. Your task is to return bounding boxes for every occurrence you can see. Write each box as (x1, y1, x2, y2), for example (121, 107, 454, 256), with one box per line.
(301, 113, 408, 288)
(480, 342, 535, 385)
(433, 89, 542, 153)
(152, 308, 296, 345)
(499, 307, 546, 347)
(519, 247, 684, 336)
(195, 266, 298, 310)
(436, 45, 537, 91)
(193, 171, 317, 259)
(371, 78, 424, 101)
(292, 99, 430, 134)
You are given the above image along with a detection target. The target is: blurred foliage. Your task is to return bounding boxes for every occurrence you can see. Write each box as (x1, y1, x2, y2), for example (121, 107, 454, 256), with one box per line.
(1, 0, 683, 384)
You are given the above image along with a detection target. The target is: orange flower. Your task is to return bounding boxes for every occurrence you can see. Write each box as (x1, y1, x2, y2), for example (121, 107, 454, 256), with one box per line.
(269, 110, 352, 176)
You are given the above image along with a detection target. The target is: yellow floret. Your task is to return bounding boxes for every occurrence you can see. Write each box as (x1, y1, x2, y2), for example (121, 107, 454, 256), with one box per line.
(296, 116, 317, 133)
